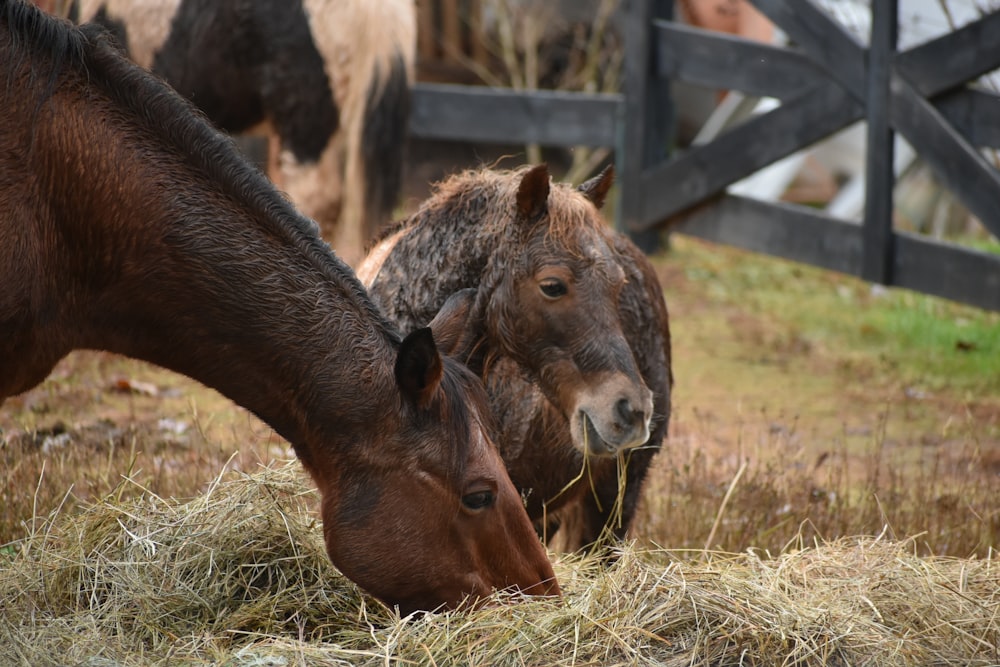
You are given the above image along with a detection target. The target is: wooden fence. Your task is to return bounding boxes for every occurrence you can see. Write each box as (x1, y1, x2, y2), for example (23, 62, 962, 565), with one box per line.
(411, 0, 1000, 312)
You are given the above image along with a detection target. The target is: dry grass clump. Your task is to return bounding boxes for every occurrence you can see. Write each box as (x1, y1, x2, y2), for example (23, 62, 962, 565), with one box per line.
(1, 463, 998, 666)
(634, 410, 1000, 558)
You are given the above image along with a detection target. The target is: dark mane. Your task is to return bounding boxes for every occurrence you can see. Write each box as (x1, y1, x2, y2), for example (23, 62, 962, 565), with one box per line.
(434, 357, 492, 478)
(3, 0, 82, 107)
(3, 0, 395, 342)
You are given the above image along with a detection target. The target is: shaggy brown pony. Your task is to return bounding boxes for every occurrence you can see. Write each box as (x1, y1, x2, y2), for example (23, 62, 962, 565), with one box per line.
(360, 164, 672, 551)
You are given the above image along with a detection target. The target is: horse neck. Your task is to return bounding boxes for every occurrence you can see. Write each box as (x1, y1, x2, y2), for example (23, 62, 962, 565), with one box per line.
(26, 78, 397, 458)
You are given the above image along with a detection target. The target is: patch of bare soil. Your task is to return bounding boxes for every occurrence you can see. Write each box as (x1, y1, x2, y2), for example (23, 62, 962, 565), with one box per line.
(660, 251, 1000, 468)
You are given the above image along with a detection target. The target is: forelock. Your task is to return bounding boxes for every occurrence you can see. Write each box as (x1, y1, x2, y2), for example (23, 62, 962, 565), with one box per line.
(422, 356, 493, 480)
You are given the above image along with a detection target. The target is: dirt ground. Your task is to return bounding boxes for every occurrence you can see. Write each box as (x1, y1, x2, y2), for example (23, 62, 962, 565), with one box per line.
(661, 246, 1000, 471)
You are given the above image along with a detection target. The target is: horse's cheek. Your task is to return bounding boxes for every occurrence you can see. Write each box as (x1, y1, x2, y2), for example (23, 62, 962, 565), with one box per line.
(491, 295, 532, 360)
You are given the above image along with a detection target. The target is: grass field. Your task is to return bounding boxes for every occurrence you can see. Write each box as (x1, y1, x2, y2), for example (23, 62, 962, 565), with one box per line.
(632, 236, 999, 557)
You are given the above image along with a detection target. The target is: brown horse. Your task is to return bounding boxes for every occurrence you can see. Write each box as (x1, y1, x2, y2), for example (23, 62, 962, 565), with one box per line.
(359, 164, 672, 551)
(72, 0, 415, 265)
(0, 0, 557, 614)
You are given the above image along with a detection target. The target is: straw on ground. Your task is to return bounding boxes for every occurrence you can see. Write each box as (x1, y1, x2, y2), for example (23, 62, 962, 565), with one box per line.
(1, 462, 996, 667)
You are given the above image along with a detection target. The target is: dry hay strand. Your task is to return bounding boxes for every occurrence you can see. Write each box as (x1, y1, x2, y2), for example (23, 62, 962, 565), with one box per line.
(1, 462, 997, 666)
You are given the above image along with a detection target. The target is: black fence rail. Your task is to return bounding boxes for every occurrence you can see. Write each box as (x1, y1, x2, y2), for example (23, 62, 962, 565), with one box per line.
(410, 84, 621, 148)
(409, 0, 1000, 312)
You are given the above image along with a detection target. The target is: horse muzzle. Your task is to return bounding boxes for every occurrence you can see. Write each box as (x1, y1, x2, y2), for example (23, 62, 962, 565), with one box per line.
(575, 386, 654, 456)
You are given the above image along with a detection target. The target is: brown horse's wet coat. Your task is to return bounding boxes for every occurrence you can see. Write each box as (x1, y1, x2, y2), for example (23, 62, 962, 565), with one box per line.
(0, 1, 556, 613)
(361, 165, 672, 550)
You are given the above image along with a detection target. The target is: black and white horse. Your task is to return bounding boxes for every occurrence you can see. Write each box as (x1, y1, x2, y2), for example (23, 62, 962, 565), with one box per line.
(75, 0, 415, 264)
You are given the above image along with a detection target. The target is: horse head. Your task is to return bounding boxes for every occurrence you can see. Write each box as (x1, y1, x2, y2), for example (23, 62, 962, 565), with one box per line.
(317, 314, 559, 614)
(476, 164, 655, 457)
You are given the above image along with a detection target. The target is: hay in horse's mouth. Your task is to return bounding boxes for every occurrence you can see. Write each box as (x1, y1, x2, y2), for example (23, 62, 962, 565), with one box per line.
(581, 412, 616, 456)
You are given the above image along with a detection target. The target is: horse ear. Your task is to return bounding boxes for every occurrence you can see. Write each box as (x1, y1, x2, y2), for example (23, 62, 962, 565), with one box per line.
(516, 164, 550, 221)
(426, 288, 481, 359)
(578, 165, 615, 209)
(395, 327, 443, 410)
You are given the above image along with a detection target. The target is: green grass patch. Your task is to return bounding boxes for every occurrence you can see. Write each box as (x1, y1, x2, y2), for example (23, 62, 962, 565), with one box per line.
(955, 235, 1000, 256)
(669, 236, 1000, 395)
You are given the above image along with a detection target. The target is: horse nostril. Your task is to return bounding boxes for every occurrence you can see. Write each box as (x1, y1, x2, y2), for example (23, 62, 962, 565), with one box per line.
(615, 397, 641, 426)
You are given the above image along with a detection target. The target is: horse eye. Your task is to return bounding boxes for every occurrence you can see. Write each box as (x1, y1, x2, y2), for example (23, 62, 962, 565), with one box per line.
(461, 490, 495, 511)
(539, 279, 568, 299)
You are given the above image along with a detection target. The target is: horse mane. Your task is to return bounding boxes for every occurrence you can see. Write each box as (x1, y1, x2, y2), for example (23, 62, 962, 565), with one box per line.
(2, 0, 82, 103)
(402, 165, 614, 255)
(2, 0, 396, 342)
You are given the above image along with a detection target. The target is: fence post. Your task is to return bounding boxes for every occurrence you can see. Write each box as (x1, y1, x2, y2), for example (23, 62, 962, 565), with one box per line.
(618, 0, 674, 253)
(861, 0, 898, 284)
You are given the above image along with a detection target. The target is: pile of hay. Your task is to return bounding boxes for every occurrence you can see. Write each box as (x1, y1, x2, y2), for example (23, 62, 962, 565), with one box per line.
(1, 462, 997, 666)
